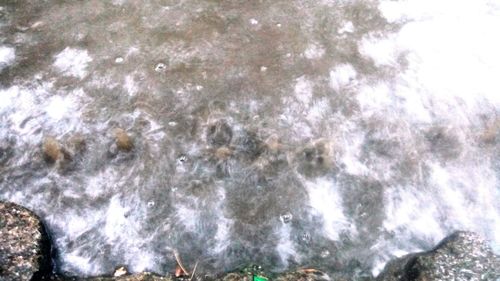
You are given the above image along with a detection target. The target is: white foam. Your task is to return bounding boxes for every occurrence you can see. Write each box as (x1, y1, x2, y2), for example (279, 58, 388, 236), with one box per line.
(54, 47, 93, 79)
(212, 187, 232, 254)
(359, 34, 400, 67)
(329, 64, 357, 91)
(304, 177, 355, 241)
(338, 21, 354, 34)
(356, 82, 393, 114)
(339, 131, 369, 176)
(104, 196, 131, 242)
(383, 186, 444, 241)
(124, 75, 138, 96)
(65, 211, 102, 240)
(304, 43, 325, 60)
(294, 76, 313, 105)
(175, 204, 199, 232)
(0, 46, 15, 69)
(377, 163, 500, 275)
(64, 253, 95, 274)
(275, 223, 299, 267)
(359, 0, 500, 123)
(45, 92, 83, 122)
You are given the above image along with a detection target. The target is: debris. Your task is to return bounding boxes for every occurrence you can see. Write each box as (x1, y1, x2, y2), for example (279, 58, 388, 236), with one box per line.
(189, 261, 199, 281)
(253, 275, 268, 281)
(173, 250, 189, 277)
(114, 266, 129, 277)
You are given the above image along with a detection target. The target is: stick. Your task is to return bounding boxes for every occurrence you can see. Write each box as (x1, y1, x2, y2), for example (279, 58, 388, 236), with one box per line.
(173, 249, 190, 276)
(190, 260, 199, 281)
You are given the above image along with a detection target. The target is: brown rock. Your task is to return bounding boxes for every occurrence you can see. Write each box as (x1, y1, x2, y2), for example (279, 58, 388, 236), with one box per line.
(0, 201, 52, 281)
(215, 146, 233, 160)
(114, 129, 134, 152)
(479, 119, 499, 144)
(43, 137, 62, 163)
(67, 134, 87, 155)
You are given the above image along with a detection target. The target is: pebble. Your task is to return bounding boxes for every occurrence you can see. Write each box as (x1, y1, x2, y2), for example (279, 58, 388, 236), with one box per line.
(114, 128, 134, 152)
(42, 137, 62, 163)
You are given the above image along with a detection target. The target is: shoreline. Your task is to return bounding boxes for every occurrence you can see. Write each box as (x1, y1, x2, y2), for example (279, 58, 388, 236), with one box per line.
(1, 201, 498, 281)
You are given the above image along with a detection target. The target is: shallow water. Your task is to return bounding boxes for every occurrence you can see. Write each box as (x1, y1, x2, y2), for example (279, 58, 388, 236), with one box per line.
(0, 0, 499, 279)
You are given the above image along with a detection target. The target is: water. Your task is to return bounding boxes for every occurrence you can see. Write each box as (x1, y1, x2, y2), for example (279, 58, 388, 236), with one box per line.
(0, 0, 499, 278)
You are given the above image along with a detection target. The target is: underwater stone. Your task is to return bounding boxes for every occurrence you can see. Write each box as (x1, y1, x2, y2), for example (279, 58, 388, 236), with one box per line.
(207, 120, 233, 147)
(42, 136, 71, 164)
(215, 146, 233, 160)
(376, 231, 500, 281)
(42, 136, 62, 163)
(114, 128, 134, 152)
(0, 201, 52, 281)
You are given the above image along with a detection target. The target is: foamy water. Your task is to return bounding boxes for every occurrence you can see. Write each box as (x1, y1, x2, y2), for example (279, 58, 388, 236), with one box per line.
(0, 0, 499, 278)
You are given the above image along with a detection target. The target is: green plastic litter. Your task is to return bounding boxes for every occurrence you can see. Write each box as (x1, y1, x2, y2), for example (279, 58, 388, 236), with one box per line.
(253, 275, 269, 281)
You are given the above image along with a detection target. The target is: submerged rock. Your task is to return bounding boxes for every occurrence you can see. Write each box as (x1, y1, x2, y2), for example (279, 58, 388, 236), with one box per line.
(207, 120, 233, 147)
(42, 136, 73, 165)
(42, 136, 63, 163)
(376, 231, 500, 281)
(114, 128, 134, 152)
(0, 201, 52, 281)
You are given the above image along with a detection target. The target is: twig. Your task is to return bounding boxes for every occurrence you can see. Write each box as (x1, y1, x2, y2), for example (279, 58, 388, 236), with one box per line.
(189, 260, 199, 281)
(174, 249, 190, 276)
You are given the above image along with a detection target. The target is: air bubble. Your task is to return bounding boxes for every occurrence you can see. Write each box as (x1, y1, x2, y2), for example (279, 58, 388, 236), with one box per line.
(177, 154, 188, 164)
(115, 57, 124, 64)
(147, 201, 155, 207)
(155, 62, 167, 72)
(280, 212, 293, 223)
(320, 250, 330, 258)
(300, 232, 311, 244)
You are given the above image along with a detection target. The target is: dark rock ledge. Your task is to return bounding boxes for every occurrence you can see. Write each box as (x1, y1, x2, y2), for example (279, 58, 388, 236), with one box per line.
(0, 201, 52, 281)
(376, 231, 500, 281)
(1, 201, 499, 281)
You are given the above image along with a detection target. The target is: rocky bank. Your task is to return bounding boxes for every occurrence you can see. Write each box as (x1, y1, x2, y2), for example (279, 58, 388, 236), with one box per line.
(1, 202, 499, 281)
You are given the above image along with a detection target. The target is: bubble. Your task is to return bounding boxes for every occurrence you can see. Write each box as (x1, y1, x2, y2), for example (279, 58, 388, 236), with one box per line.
(249, 18, 259, 25)
(280, 212, 293, 224)
(320, 250, 330, 258)
(177, 154, 188, 164)
(260, 66, 267, 72)
(147, 201, 155, 207)
(300, 232, 311, 244)
(154, 62, 167, 72)
(115, 57, 124, 64)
